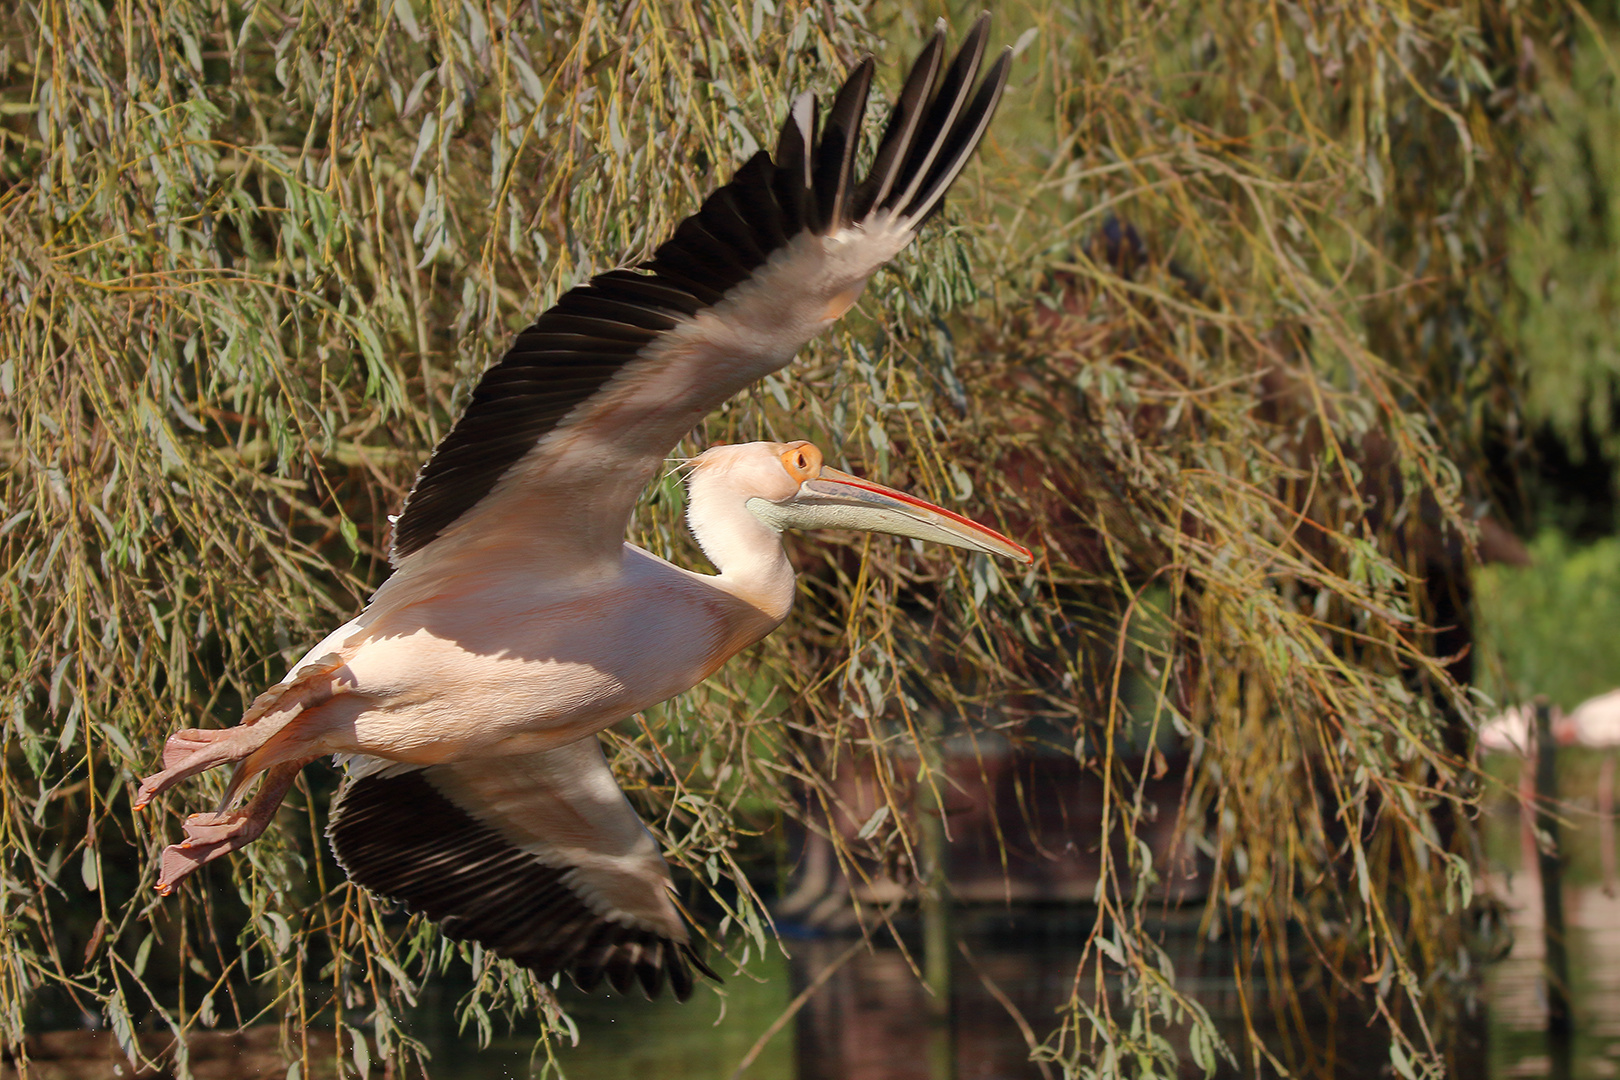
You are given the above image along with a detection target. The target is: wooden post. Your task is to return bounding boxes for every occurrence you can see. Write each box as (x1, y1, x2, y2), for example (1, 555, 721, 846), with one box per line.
(1534, 700, 1572, 1080)
(918, 711, 956, 1080)
(1600, 752, 1616, 899)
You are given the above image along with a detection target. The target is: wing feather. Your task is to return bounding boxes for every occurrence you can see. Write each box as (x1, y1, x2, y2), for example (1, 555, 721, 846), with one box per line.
(327, 740, 717, 1000)
(854, 25, 945, 219)
(888, 13, 990, 219)
(389, 19, 1013, 568)
(696, 186, 773, 265)
(813, 57, 874, 227)
(773, 91, 817, 233)
(550, 294, 683, 332)
(725, 154, 789, 250)
(588, 269, 709, 317)
(905, 48, 1012, 224)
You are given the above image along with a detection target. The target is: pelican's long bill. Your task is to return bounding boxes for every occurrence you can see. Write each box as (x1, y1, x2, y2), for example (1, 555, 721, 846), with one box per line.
(748, 466, 1033, 564)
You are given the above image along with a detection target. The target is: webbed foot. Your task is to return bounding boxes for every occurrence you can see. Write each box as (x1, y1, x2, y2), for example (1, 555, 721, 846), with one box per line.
(153, 762, 304, 893)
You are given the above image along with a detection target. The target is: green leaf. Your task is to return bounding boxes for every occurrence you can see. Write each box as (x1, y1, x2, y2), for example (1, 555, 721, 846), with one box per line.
(349, 1024, 372, 1080)
(856, 804, 890, 840)
(1390, 1041, 1419, 1080)
(133, 933, 154, 978)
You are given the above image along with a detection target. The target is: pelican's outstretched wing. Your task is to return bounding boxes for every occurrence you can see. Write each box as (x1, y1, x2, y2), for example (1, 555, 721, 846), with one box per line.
(389, 16, 1011, 572)
(327, 738, 717, 999)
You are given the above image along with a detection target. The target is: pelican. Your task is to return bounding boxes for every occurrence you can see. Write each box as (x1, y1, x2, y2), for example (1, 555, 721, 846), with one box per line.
(135, 16, 1027, 1001)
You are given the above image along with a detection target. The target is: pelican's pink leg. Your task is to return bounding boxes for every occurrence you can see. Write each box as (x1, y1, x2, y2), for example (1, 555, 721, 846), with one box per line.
(155, 760, 310, 894)
(133, 664, 344, 812)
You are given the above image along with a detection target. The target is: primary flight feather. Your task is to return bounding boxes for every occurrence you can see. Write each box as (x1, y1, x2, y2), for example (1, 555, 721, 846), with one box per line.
(137, 15, 1026, 1002)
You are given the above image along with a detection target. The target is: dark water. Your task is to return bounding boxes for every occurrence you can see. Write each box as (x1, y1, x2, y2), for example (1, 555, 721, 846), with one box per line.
(1487, 876, 1620, 1080)
(407, 888, 1616, 1080)
(405, 773, 1620, 1080)
(413, 911, 1109, 1080)
(417, 907, 1382, 1080)
(417, 952, 797, 1080)
(1480, 749, 1620, 1080)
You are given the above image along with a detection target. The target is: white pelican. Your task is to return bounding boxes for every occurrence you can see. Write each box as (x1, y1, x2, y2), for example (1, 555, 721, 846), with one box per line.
(135, 16, 1026, 1001)
(1478, 705, 1534, 756)
(1563, 689, 1620, 748)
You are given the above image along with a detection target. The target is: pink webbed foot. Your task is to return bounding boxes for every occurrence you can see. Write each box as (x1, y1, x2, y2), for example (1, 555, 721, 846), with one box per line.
(176, 810, 254, 847)
(153, 762, 304, 894)
(156, 815, 268, 894)
(157, 835, 240, 895)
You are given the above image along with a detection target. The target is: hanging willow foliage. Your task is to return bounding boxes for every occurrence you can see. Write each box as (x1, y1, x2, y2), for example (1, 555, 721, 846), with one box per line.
(0, 0, 1565, 1076)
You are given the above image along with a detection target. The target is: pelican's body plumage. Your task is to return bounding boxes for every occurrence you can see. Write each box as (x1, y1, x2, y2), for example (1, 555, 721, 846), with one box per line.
(138, 17, 1027, 1001)
(279, 545, 780, 766)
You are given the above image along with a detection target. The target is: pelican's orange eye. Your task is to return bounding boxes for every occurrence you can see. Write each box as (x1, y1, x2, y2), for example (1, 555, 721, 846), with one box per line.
(780, 442, 823, 482)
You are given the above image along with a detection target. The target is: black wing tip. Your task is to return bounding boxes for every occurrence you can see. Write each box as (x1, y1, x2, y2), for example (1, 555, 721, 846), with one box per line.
(958, 13, 994, 58)
(770, 13, 1009, 235)
(682, 942, 722, 984)
(558, 932, 721, 1003)
(813, 56, 877, 228)
(774, 91, 816, 175)
(903, 44, 1013, 226)
(669, 942, 722, 1002)
(845, 53, 877, 86)
(880, 14, 1011, 225)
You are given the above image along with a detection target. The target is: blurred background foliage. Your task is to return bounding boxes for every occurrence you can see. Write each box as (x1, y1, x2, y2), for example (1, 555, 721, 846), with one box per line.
(1477, 533, 1620, 712)
(1510, 19, 1620, 474)
(6, 0, 1620, 1077)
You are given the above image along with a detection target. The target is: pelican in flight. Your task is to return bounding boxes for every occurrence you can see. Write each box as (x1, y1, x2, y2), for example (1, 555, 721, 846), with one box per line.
(136, 16, 1027, 1002)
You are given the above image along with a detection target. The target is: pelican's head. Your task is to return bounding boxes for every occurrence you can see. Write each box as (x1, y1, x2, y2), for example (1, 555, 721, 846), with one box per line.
(686, 441, 1032, 564)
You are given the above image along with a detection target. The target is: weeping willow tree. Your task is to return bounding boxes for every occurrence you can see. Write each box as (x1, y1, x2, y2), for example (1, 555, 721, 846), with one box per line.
(0, 0, 1567, 1076)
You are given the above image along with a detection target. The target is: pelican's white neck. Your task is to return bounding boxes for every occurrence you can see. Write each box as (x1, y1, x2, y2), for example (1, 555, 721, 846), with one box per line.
(684, 468, 797, 627)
